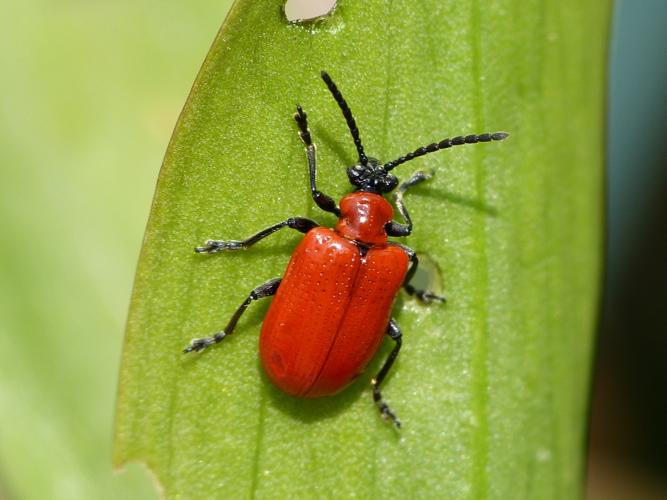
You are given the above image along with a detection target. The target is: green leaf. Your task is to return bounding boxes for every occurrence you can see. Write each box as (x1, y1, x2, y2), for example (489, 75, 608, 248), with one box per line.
(114, 0, 610, 497)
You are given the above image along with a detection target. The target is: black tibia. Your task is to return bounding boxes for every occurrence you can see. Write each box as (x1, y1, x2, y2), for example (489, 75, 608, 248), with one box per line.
(394, 243, 446, 304)
(385, 170, 434, 237)
(384, 131, 509, 171)
(294, 106, 340, 216)
(195, 217, 318, 254)
(183, 278, 281, 353)
(372, 319, 403, 428)
(320, 71, 368, 166)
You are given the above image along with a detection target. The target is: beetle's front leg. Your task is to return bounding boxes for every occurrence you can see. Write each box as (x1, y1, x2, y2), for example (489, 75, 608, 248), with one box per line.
(196, 217, 318, 254)
(393, 244, 446, 304)
(293, 106, 341, 216)
(385, 170, 433, 237)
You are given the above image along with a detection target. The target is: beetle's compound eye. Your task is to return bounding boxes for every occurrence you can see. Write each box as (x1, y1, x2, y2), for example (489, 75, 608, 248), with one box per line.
(383, 174, 399, 192)
(347, 164, 366, 186)
(371, 172, 397, 193)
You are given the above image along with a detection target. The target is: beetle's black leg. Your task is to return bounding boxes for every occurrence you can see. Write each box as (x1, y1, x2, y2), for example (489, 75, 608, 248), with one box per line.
(196, 217, 318, 254)
(385, 170, 434, 237)
(294, 106, 341, 216)
(372, 319, 403, 428)
(392, 243, 446, 304)
(184, 277, 281, 353)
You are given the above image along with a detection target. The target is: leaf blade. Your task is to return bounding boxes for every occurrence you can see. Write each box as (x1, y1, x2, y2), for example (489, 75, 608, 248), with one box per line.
(115, 0, 610, 497)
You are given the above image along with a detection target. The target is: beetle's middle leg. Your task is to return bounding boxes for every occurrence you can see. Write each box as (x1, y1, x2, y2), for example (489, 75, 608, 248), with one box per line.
(372, 319, 403, 428)
(184, 277, 281, 353)
(196, 217, 318, 254)
(393, 244, 446, 304)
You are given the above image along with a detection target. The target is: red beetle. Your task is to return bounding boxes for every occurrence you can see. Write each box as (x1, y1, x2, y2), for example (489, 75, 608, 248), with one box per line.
(185, 72, 508, 427)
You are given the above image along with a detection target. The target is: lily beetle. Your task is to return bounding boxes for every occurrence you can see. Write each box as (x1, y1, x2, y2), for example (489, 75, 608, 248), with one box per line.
(185, 71, 508, 428)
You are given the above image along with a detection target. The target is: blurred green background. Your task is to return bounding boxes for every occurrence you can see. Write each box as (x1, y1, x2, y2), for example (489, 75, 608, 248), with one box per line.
(0, 0, 664, 499)
(0, 1, 232, 498)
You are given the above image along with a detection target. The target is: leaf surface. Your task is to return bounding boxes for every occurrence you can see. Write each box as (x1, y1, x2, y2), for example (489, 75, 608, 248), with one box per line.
(115, 1, 610, 497)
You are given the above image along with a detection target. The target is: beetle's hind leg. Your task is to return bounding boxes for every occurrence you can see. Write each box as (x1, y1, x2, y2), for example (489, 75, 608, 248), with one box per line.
(372, 319, 403, 428)
(393, 244, 446, 304)
(184, 277, 281, 353)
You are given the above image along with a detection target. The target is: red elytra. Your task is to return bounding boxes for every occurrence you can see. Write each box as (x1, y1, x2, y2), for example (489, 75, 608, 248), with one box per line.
(184, 71, 508, 428)
(260, 194, 409, 398)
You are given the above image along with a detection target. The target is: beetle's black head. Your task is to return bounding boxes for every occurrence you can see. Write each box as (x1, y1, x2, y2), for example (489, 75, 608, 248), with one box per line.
(346, 158, 398, 194)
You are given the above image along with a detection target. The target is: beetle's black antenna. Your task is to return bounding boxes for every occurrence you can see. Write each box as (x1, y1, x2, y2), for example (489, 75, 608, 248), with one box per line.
(383, 132, 509, 172)
(321, 71, 369, 166)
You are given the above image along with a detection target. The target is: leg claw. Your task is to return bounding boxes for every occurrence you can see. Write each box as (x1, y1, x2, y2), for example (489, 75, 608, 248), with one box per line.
(418, 291, 446, 304)
(183, 332, 226, 353)
(380, 404, 402, 429)
(195, 240, 244, 254)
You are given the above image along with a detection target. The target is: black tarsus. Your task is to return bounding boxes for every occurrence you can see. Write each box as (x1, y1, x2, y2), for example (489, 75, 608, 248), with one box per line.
(195, 217, 318, 254)
(183, 277, 282, 353)
(384, 132, 509, 172)
(320, 71, 369, 166)
(372, 319, 403, 428)
(293, 106, 341, 216)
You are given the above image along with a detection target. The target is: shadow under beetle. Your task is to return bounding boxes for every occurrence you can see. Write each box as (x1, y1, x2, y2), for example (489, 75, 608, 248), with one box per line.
(184, 71, 508, 428)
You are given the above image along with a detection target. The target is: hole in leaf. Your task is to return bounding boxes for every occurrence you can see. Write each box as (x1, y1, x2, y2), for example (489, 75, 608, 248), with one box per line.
(284, 0, 337, 23)
(411, 252, 445, 301)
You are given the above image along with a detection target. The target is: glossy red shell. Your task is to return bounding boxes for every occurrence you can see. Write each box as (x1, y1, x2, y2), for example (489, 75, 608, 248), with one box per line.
(335, 192, 394, 246)
(259, 226, 409, 397)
